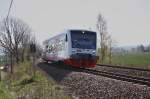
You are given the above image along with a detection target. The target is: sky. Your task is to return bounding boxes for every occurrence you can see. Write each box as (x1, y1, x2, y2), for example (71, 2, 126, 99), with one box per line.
(0, 0, 150, 46)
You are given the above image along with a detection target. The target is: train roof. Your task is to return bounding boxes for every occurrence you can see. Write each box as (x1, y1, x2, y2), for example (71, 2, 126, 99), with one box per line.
(43, 29, 96, 44)
(67, 29, 96, 32)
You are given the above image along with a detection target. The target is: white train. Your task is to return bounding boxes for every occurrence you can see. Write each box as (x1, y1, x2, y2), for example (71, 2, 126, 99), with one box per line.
(42, 29, 98, 68)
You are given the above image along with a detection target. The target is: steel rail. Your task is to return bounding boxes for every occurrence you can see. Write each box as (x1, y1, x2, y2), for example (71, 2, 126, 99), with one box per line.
(97, 64, 150, 72)
(76, 68, 150, 87)
(37, 62, 150, 87)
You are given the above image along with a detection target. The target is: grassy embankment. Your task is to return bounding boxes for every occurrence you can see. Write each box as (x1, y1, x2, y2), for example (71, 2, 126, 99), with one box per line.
(98, 52, 150, 69)
(0, 61, 70, 99)
(0, 81, 14, 99)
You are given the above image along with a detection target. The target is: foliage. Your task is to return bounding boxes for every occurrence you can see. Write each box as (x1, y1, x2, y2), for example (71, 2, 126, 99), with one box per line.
(0, 17, 32, 74)
(2, 61, 70, 99)
(0, 81, 15, 99)
(0, 17, 32, 61)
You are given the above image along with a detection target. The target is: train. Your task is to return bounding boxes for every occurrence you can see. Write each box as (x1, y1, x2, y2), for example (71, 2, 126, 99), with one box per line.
(42, 29, 98, 68)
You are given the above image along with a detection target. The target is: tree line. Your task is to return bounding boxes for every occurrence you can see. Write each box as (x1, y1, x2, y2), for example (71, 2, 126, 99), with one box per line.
(0, 17, 41, 73)
(132, 44, 150, 52)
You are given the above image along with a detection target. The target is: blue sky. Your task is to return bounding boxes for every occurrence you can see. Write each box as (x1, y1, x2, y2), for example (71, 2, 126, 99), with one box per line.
(0, 0, 150, 46)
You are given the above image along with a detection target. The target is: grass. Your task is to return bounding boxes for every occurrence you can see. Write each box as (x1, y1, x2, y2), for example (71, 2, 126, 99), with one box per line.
(111, 52, 150, 69)
(0, 81, 15, 99)
(97, 52, 150, 69)
(1, 61, 71, 99)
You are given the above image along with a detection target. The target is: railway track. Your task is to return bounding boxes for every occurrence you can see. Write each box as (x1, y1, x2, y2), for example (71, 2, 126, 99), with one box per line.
(75, 67, 150, 87)
(97, 64, 150, 72)
(37, 62, 150, 87)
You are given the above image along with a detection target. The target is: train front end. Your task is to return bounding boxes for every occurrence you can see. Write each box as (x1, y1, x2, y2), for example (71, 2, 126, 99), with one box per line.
(64, 30, 98, 68)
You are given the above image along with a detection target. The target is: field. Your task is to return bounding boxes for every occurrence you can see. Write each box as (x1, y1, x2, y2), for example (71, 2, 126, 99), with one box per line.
(97, 52, 150, 69)
(111, 52, 150, 69)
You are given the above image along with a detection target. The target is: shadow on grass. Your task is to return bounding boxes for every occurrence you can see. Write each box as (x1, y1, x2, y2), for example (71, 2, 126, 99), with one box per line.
(37, 62, 74, 82)
(19, 78, 34, 86)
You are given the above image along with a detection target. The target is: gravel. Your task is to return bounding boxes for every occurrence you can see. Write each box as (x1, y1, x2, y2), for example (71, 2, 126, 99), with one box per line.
(38, 63, 150, 99)
(61, 72, 150, 99)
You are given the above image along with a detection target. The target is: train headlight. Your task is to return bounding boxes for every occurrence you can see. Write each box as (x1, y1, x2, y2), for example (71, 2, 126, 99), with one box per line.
(92, 50, 96, 54)
(92, 50, 96, 53)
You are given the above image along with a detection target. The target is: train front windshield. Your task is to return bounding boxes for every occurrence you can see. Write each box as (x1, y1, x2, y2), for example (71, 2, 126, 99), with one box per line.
(71, 30, 96, 49)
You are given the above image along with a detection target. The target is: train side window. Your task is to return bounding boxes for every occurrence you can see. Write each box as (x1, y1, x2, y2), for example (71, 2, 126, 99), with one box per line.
(65, 34, 68, 42)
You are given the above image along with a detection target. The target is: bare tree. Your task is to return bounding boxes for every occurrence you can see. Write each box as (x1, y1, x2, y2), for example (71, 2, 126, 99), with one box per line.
(0, 17, 32, 73)
(96, 13, 108, 63)
(20, 32, 32, 62)
(147, 44, 150, 52)
(137, 44, 145, 52)
(107, 35, 114, 64)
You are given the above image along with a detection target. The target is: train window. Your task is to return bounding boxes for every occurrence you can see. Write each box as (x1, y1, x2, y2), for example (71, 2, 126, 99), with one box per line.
(65, 34, 68, 42)
(71, 30, 96, 49)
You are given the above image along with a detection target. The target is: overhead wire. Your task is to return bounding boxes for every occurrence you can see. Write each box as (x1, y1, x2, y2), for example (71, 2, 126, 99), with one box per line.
(6, 0, 13, 19)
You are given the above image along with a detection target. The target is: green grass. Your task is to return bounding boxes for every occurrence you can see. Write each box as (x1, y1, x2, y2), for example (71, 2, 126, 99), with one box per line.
(111, 52, 150, 69)
(97, 52, 150, 69)
(2, 61, 71, 99)
(0, 82, 15, 99)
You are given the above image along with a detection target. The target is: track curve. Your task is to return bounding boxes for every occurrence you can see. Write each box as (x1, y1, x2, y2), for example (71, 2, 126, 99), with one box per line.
(75, 67, 150, 87)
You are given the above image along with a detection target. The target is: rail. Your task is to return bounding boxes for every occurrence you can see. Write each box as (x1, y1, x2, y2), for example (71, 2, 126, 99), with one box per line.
(97, 64, 150, 72)
(76, 68, 150, 87)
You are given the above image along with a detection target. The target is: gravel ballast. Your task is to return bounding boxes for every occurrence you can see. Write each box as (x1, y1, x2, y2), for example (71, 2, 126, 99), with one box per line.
(61, 72, 150, 99)
(38, 63, 150, 99)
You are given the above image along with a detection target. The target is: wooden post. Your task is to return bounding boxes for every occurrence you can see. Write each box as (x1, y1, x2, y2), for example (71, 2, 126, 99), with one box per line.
(0, 69, 1, 81)
(30, 43, 36, 77)
(0, 58, 1, 81)
(0, 66, 4, 81)
(33, 53, 36, 78)
(10, 53, 13, 74)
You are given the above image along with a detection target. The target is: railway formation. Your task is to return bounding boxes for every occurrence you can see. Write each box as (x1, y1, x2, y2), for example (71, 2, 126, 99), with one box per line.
(60, 64, 150, 87)
(75, 67, 150, 87)
(38, 62, 150, 87)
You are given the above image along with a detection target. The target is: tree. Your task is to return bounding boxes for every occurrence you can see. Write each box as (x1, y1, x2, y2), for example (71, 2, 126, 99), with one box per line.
(147, 44, 150, 52)
(137, 44, 145, 52)
(0, 17, 32, 73)
(96, 13, 109, 63)
(107, 35, 112, 64)
(20, 32, 32, 62)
